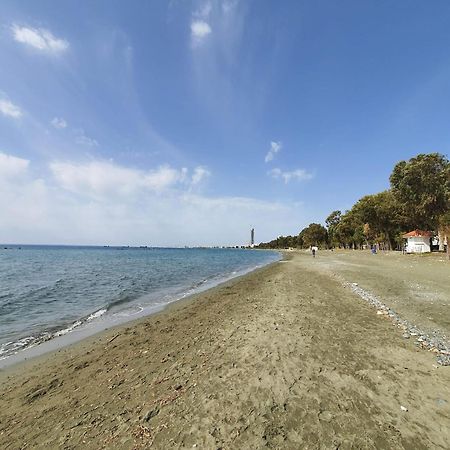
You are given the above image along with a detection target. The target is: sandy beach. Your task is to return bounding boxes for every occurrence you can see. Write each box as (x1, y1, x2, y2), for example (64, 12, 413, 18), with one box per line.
(1, 250, 449, 449)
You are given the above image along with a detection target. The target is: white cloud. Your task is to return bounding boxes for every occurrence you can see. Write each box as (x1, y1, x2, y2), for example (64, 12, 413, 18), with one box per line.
(0, 99, 22, 119)
(50, 160, 139, 198)
(264, 141, 282, 163)
(0, 153, 309, 246)
(49, 160, 210, 199)
(145, 165, 189, 191)
(12, 24, 69, 54)
(191, 166, 211, 185)
(51, 117, 67, 129)
(269, 167, 314, 183)
(0, 152, 29, 178)
(191, 20, 212, 44)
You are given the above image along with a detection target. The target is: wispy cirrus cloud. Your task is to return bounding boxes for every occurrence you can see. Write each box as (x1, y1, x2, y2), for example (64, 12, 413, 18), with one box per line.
(264, 141, 281, 163)
(269, 167, 314, 183)
(191, 1, 213, 46)
(196, 1, 213, 18)
(74, 129, 98, 147)
(11, 24, 69, 54)
(191, 166, 211, 185)
(221, 0, 239, 14)
(0, 98, 22, 119)
(51, 117, 67, 129)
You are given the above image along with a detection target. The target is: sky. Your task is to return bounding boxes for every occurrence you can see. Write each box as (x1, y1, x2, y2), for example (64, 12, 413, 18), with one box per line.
(1, 0, 450, 246)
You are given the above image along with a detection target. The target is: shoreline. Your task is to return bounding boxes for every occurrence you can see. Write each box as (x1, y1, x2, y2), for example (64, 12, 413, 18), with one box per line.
(0, 252, 282, 374)
(1, 250, 449, 449)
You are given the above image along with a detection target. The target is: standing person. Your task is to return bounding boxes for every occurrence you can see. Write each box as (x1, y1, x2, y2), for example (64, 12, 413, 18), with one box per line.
(311, 245, 318, 257)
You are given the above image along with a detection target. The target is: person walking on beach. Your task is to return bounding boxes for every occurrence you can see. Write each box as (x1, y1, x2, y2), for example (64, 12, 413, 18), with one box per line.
(311, 245, 318, 258)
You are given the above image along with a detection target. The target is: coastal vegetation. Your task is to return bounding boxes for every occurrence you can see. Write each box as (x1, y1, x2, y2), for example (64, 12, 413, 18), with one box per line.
(258, 153, 450, 254)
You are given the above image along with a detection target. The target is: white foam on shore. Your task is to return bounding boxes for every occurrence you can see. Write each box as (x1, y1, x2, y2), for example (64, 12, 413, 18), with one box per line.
(0, 308, 108, 361)
(0, 252, 281, 368)
(86, 308, 107, 321)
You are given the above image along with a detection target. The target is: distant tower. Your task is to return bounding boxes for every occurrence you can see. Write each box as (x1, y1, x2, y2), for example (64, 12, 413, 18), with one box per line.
(250, 228, 255, 247)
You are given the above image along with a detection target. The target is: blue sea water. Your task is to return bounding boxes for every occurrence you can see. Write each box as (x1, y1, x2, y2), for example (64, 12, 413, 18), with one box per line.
(0, 246, 279, 361)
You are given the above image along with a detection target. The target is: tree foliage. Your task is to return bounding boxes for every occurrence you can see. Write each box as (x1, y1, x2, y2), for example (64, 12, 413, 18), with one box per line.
(299, 223, 328, 248)
(325, 210, 341, 247)
(258, 152, 450, 252)
(390, 153, 450, 230)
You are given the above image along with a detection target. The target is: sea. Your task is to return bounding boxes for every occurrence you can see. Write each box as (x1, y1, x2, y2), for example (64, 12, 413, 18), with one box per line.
(0, 245, 279, 364)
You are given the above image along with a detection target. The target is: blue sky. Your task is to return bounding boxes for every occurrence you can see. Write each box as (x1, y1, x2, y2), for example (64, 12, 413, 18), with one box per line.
(1, 0, 450, 246)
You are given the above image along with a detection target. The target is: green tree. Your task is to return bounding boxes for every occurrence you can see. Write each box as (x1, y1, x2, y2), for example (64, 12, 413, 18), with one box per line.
(390, 153, 450, 230)
(300, 223, 328, 248)
(352, 191, 404, 249)
(334, 211, 364, 249)
(325, 210, 342, 248)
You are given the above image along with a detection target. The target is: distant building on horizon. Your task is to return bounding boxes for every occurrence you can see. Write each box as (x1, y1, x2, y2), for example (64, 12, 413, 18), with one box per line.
(250, 228, 255, 247)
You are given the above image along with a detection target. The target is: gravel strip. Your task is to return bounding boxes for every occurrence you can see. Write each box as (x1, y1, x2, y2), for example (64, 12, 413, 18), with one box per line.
(342, 280, 450, 366)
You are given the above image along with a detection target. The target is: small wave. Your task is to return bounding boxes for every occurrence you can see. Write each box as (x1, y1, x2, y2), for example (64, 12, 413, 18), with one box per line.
(106, 294, 136, 311)
(190, 278, 210, 289)
(0, 308, 109, 360)
(115, 305, 144, 317)
(13, 278, 65, 301)
(86, 308, 107, 321)
(53, 320, 82, 337)
(0, 335, 44, 360)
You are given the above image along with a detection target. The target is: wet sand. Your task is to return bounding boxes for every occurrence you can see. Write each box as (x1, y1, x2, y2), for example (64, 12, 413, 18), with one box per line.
(1, 251, 449, 449)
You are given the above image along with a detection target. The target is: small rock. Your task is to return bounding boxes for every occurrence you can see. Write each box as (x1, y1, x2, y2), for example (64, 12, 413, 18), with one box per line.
(437, 355, 450, 366)
(143, 406, 160, 422)
(318, 410, 334, 422)
(402, 333, 410, 339)
(400, 405, 408, 412)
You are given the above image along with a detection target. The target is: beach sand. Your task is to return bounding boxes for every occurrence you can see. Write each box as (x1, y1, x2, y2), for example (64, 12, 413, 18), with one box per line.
(1, 250, 449, 449)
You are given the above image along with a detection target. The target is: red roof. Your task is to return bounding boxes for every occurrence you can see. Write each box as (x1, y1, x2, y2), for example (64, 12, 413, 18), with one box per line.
(402, 229, 433, 238)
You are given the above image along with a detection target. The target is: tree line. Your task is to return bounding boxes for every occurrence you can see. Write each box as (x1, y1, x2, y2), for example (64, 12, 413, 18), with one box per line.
(258, 153, 450, 254)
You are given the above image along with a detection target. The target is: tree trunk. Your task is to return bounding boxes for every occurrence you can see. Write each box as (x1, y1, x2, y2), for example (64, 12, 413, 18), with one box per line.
(438, 229, 445, 252)
(447, 232, 450, 260)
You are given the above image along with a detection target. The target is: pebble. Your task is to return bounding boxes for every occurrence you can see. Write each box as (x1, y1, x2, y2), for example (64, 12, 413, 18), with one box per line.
(143, 406, 160, 422)
(437, 355, 450, 366)
(344, 281, 450, 366)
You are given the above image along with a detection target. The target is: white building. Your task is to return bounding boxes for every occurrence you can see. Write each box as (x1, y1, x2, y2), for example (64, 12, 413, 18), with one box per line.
(403, 230, 433, 253)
